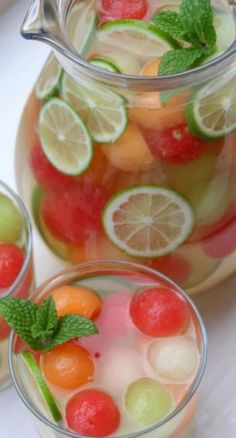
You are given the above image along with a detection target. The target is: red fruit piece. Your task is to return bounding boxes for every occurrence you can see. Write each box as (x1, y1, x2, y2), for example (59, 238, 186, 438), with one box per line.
(150, 253, 191, 286)
(99, 0, 147, 24)
(189, 203, 236, 243)
(41, 184, 109, 245)
(202, 218, 236, 259)
(30, 143, 73, 191)
(66, 389, 120, 437)
(143, 124, 206, 164)
(0, 244, 25, 288)
(130, 287, 190, 337)
(0, 318, 10, 341)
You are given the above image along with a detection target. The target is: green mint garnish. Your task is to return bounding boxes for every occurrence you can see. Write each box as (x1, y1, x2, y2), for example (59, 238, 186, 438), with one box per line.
(152, 0, 217, 75)
(0, 296, 98, 352)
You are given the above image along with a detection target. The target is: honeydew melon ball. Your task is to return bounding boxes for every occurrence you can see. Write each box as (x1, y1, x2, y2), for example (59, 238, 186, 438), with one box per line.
(125, 378, 172, 427)
(147, 337, 199, 382)
(0, 194, 23, 243)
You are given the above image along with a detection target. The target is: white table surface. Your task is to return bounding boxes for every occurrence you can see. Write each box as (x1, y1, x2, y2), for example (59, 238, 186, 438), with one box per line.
(0, 2, 236, 437)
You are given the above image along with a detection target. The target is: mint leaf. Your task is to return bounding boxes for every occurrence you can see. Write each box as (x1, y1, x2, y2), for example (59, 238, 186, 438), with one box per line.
(152, 11, 185, 41)
(31, 296, 58, 340)
(180, 0, 216, 47)
(44, 314, 98, 352)
(0, 296, 98, 352)
(159, 47, 212, 75)
(0, 297, 42, 350)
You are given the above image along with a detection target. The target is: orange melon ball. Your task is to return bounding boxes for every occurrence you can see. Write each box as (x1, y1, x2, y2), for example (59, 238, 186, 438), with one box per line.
(41, 343, 94, 390)
(140, 58, 161, 76)
(129, 92, 187, 130)
(130, 59, 187, 130)
(101, 123, 155, 172)
(52, 285, 102, 320)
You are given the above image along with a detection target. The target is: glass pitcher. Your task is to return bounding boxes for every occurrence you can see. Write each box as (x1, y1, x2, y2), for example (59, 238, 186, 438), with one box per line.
(16, 0, 236, 293)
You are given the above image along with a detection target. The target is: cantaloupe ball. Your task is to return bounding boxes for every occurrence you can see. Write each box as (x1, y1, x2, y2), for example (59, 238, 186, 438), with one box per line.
(130, 92, 187, 130)
(130, 59, 187, 130)
(140, 58, 161, 76)
(101, 123, 155, 172)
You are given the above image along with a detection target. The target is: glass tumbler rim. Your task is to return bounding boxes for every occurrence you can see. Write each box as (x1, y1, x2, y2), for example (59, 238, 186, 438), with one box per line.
(0, 180, 32, 298)
(8, 259, 207, 438)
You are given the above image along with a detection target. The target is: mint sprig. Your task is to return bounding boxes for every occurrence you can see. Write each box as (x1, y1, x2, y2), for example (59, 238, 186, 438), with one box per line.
(0, 296, 98, 352)
(152, 0, 217, 75)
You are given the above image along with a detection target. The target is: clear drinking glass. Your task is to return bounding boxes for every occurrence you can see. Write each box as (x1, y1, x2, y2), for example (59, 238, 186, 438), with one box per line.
(0, 180, 34, 390)
(9, 260, 207, 438)
(15, 0, 236, 293)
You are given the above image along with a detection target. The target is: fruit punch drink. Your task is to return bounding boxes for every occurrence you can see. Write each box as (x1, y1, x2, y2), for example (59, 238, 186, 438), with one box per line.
(0, 181, 33, 390)
(16, 0, 236, 293)
(6, 261, 207, 438)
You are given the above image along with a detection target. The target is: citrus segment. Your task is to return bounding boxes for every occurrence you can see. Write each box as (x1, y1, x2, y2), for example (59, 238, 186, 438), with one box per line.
(90, 56, 121, 73)
(38, 98, 93, 175)
(186, 70, 236, 139)
(102, 185, 194, 258)
(62, 73, 127, 143)
(35, 54, 62, 100)
(99, 19, 179, 58)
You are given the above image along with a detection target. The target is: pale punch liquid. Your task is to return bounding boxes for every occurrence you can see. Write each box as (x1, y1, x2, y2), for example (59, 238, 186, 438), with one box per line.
(14, 268, 205, 438)
(15, 0, 236, 294)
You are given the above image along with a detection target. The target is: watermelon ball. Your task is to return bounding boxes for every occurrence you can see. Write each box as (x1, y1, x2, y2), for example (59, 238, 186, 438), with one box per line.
(41, 184, 109, 245)
(130, 287, 190, 337)
(0, 244, 25, 288)
(30, 143, 73, 192)
(66, 389, 120, 437)
(125, 378, 172, 426)
(143, 124, 206, 164)
(0, 194, 23, 244)
(99, 0, 148, 24)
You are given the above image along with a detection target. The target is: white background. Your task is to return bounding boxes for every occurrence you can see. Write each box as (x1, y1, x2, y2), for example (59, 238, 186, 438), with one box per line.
(0, 1, 236, 437)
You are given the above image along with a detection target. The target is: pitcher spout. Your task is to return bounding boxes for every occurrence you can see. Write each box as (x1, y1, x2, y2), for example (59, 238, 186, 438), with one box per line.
(21, 0, 65, 50)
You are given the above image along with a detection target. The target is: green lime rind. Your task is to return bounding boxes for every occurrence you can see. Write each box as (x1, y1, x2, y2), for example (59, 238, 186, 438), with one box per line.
(31, 186, 46, 237)
(90, 56, 122, 73)
(102, 185, 195, 259)
(100, 19, 180, 55)
(38, 98, 93, 175)
(185, 71, 236, 140)
(36, 55, 63, 101)
(20, 351, 62, 422)
(61, 74, 128, 144)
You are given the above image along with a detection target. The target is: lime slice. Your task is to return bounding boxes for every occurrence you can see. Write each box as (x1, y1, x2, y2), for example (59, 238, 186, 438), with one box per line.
(18, 351, 61, 422)
(90, 56, 121, 73)
(36, 54, 62, 101)
(38, 98, 93, 175)
(186, 69, 236, 139)
(66, 2, 97, 56)
(214, 6, 235, 54)
(102, 185, 194, 258)
(62, 74, 127, 143)
(99, 19, 179, 58)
